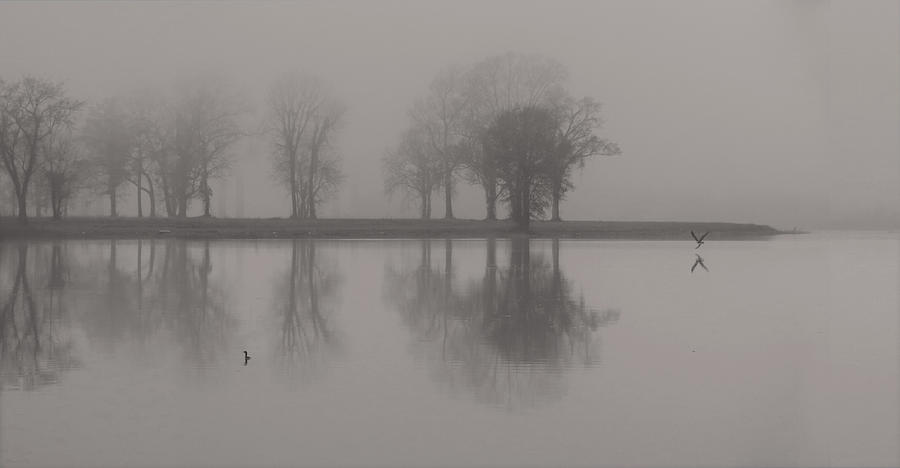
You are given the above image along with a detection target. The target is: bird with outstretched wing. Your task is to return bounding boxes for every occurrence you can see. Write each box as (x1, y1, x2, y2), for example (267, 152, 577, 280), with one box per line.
(691, 230, 710, 249)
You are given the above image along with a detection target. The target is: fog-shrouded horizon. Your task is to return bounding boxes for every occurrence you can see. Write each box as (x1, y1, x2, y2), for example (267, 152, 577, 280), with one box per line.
(1, 0, 897, 230)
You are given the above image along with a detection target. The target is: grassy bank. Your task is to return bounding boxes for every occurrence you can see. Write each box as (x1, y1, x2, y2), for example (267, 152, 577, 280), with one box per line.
(0, 216, 783, 240)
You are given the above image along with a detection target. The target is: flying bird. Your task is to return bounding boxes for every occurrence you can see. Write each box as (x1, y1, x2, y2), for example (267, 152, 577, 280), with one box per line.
(691, 254, 709, 273)
(243, 350, 251, 365)
(691, 230, 710, 249)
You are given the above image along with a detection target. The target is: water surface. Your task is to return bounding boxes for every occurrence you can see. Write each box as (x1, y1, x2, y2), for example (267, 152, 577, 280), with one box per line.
(1, 233, 898, 467)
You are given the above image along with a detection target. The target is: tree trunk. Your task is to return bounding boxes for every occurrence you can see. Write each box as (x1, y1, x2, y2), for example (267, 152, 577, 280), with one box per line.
(109, 188, 118, 217)
(289, 157, 298, 218)
(177, 195, 188, 218)
(307, 144, 319, 220)
(549, 178, 562, 221)
(443, 170, 453, 219)
(136, 171, 143, 218)
(160, 177, 176, 217)
(145, 173, 157, 217)
(551, 191, 561, 222)
(50, 184, 62, 220)
(165, 195, 175, 217)
(508, 182, 520, 223)
(420, 191, 428, 219)
(483, 180, 496, 221)
(201, 174, 211, 217)
(517, 181, 530, 231)
(14, 180, 28, 223)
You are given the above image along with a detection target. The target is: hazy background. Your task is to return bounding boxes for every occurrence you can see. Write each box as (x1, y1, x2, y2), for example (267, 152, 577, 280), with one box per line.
(1, 0, 897, 229)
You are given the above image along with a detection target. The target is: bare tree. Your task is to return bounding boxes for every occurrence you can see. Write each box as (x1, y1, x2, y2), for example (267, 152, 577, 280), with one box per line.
(0, 77, 82, 222)
(305, 147, 344, 218)
(266, 73, 326, 218)
(40, 130, 87, 219)
(384, 126, 441, 219)
(136, 95, 179, 218)
(82, 97, 133, 217)
(548, 96, 621, 221)
(172, 77, 244, 218)
(304, 99, 345, 219)
(124, 92, 168, 218)
(410, 66, 469, 219)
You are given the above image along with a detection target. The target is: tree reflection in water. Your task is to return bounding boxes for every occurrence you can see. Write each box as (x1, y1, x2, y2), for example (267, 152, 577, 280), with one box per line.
(385, 238, 620, 410)
(0, 239, 236, 390)
(0, 243, 79, 391)
(272, 240, 341, 381)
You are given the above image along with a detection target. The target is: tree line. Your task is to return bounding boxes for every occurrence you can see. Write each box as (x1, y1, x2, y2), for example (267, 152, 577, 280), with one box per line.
(384, 52, 621, 229)
(0, 73, 345, 223)
(2, 53, 619, 226)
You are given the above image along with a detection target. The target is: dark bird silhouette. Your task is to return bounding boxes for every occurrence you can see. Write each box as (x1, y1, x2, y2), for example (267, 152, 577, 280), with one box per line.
(691, 254, 709, 273)
(691, 230, 710, 249)
(243, 350, 251, 365)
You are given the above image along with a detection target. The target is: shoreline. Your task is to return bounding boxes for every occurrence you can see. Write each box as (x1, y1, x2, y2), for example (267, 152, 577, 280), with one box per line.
(0, 217, 786, 240)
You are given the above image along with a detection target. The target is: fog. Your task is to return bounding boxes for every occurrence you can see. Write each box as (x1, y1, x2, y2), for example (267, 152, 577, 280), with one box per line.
(1, 0, 897, 229)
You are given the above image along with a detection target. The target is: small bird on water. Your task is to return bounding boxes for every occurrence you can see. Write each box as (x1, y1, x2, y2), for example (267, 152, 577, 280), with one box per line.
(691, 230, 710, 249)
(243, 350, 251, 365)
(691, 254, 709, 273)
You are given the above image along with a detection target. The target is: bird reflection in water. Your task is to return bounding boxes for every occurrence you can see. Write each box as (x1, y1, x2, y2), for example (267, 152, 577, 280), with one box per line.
(691, 253, 709, 273)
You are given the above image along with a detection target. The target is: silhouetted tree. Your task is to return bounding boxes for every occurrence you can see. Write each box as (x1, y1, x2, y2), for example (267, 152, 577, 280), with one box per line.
(0, 77, 82, 222)
(40, 130, 87, 219)
(172, 76, 243, 217)
(460, 53, 567, 220)
(384, 125, 441, 218)
(482, 106, 559, 230)
(547, 97, 621, 221)
(83, 97, 133, 217)
(125, 92, 168, 218)
(304, 100, 345, 219)
(266, 73, 327, 219)
(410, 66, 469, 219)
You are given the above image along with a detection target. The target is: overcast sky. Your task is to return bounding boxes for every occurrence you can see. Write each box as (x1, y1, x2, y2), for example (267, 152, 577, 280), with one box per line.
(1, 0, 897, 229)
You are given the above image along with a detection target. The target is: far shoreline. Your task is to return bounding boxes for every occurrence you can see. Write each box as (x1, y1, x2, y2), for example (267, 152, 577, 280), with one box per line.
(0, 216, 787, 240)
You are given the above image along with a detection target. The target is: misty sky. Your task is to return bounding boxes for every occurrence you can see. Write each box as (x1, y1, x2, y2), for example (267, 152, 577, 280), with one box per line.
(1, 0, 897, 229)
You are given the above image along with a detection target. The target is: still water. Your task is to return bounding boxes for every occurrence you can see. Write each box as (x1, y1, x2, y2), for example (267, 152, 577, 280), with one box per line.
(1, 233, 898, 467)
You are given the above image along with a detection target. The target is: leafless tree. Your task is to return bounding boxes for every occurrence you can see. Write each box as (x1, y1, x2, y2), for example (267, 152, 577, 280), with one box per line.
(547, 96, 621, 221)
(305, 147, 344, 218)
(303, 99, 345, 219)
(266, 73, 326, 219)
(384, 125, 441, 219)
(124, 91, 169, 218)
(40, 130, 87, 219)
(82, 97, 133, 217)
(172, 76, 244, 217)
(0, 77, 82, 222)
(410, 66, 469, 219)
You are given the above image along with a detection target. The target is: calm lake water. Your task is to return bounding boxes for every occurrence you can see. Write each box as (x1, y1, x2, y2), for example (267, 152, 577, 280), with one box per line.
(1, 233, 898, 467)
